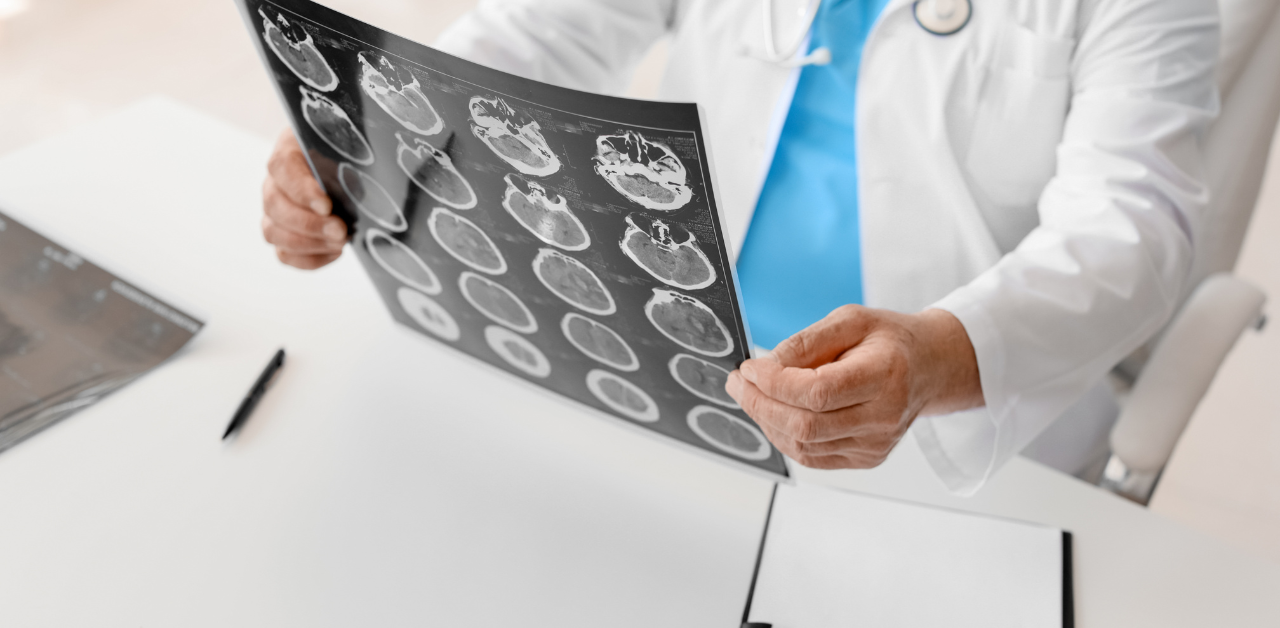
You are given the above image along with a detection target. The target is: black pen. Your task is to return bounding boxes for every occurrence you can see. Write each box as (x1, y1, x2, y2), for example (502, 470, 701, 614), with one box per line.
(223, 348, 286, 440)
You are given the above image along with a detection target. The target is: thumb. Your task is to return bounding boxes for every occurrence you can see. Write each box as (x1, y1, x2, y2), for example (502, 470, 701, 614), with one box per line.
(772, 305, 874, 368)
(269, 130, 332, 216)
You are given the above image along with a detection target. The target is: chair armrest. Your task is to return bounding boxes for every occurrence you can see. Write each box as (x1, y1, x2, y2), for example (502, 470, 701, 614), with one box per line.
(1109, 273, 1266, 474)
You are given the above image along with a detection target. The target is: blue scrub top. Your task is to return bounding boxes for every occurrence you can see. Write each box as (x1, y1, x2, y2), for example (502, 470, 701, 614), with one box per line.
(735, 0, 890, 349)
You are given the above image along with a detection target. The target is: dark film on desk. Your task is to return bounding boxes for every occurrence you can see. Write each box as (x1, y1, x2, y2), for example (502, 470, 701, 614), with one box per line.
(237, 0, 789, 479)
(0, 210, 203, 452)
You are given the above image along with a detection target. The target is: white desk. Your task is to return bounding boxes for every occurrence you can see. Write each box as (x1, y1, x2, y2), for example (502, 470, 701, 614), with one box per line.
(0, 98, 1276, 627)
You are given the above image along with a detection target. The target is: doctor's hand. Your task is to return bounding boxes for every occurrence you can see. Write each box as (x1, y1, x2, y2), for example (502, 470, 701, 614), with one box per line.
(261, 129, 348, 270)
(725, 306, 984, 470)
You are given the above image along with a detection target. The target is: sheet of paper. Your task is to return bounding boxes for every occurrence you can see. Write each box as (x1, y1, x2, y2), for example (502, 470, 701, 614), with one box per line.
(0, 209, 204, 452)
(748, 483, 1066, 627)
(236, 0, 788, 479)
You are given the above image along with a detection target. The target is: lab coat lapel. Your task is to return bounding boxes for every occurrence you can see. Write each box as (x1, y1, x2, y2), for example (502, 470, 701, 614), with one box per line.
(856, 0, 1003, 311)
(718, 0, 917, 257)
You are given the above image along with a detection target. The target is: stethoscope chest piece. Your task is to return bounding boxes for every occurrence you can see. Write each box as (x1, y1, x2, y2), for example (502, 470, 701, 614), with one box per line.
(913, 0, 971, 35)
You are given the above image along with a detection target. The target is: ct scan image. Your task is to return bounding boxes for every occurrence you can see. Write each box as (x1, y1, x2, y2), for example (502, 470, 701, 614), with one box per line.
(239, 0, 788, 479)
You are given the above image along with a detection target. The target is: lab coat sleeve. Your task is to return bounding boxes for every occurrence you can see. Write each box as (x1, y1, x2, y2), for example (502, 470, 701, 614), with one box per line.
(919, 0, 1220, 494)
(433, 0, 676, 94)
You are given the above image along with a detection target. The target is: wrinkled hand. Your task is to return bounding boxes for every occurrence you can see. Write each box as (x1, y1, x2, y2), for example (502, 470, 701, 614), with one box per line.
(261, 129, 347, 269)
(726, 306, 983, 470)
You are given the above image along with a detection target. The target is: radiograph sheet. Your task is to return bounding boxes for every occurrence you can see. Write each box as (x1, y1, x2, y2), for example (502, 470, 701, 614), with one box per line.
(238, 0, 788, 479)
(0, 210, 203, 452)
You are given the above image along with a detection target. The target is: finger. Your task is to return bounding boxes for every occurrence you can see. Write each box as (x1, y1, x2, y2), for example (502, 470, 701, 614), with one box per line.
(790, 434, 884, 457)
(268, 129, 332, 215)
(263, 216, 345, 255)
(772, 304, 875, 368)
(263, 177, 348, 243)
(755, 421, 883, 470)
(754, 411, 884, 458)
(740, 353, 880, 413)
(791, 451, 888, 470)
(725, 369, 746, 404)
(276, 249, 342, 270)
(755, 421, 803, 460)
(729, 371, 874, 443)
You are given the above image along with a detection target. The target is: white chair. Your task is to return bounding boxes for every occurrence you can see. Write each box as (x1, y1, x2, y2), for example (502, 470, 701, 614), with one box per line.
(1099, 0, 1280, 504)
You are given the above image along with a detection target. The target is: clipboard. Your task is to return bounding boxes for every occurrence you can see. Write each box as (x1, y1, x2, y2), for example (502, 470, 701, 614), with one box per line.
(742, 483, 1075, 628)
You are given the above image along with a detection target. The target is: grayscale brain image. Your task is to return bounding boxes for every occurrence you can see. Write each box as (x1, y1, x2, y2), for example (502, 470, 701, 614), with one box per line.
(301, 87, 373, 165)
(359, 52, 444, 137)
(239, 0, 787, 478)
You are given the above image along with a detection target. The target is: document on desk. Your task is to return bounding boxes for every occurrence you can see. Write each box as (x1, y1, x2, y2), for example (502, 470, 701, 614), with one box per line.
(745, 483, 1073, 627)
(0, 209, 204, 452)
(237, 0, 789, 479)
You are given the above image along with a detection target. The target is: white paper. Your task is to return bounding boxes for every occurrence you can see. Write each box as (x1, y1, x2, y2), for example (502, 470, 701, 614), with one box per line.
(748, 483, 1064, 627)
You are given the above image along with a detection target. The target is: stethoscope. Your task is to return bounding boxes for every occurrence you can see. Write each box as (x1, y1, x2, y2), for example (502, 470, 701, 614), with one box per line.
(758, 0, 971, 67)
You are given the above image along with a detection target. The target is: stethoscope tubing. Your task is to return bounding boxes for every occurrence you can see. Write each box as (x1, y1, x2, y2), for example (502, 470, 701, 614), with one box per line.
(757, 0, 971, 67)
(760, 0, 823, 64)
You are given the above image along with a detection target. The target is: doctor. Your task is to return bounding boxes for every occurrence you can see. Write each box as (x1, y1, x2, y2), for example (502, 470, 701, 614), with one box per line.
(259, 0, 1219, 493)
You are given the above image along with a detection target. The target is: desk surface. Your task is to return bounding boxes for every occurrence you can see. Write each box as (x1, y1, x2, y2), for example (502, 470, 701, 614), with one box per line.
(0, 98, 1276, 627)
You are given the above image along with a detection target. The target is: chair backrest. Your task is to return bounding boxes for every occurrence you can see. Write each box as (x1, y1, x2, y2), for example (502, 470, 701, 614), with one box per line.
(1101, 0, 1280, 503)
(1115, 0, 1280, 381)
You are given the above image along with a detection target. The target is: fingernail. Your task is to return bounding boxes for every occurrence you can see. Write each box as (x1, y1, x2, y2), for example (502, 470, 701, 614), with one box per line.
(740, 361, 758, 383)
(311, 199, 331, 215)
(725, 371, 743, 399)
(324, 221, 346, 241)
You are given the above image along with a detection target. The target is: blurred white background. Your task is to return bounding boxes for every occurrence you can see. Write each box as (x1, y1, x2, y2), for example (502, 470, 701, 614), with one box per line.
(0, 0, 1275, 564)
(0, 0, 668, 153)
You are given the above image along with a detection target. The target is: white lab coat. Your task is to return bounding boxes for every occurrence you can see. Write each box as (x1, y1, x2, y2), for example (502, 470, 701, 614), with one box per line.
(435, 0, 1220, 493)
